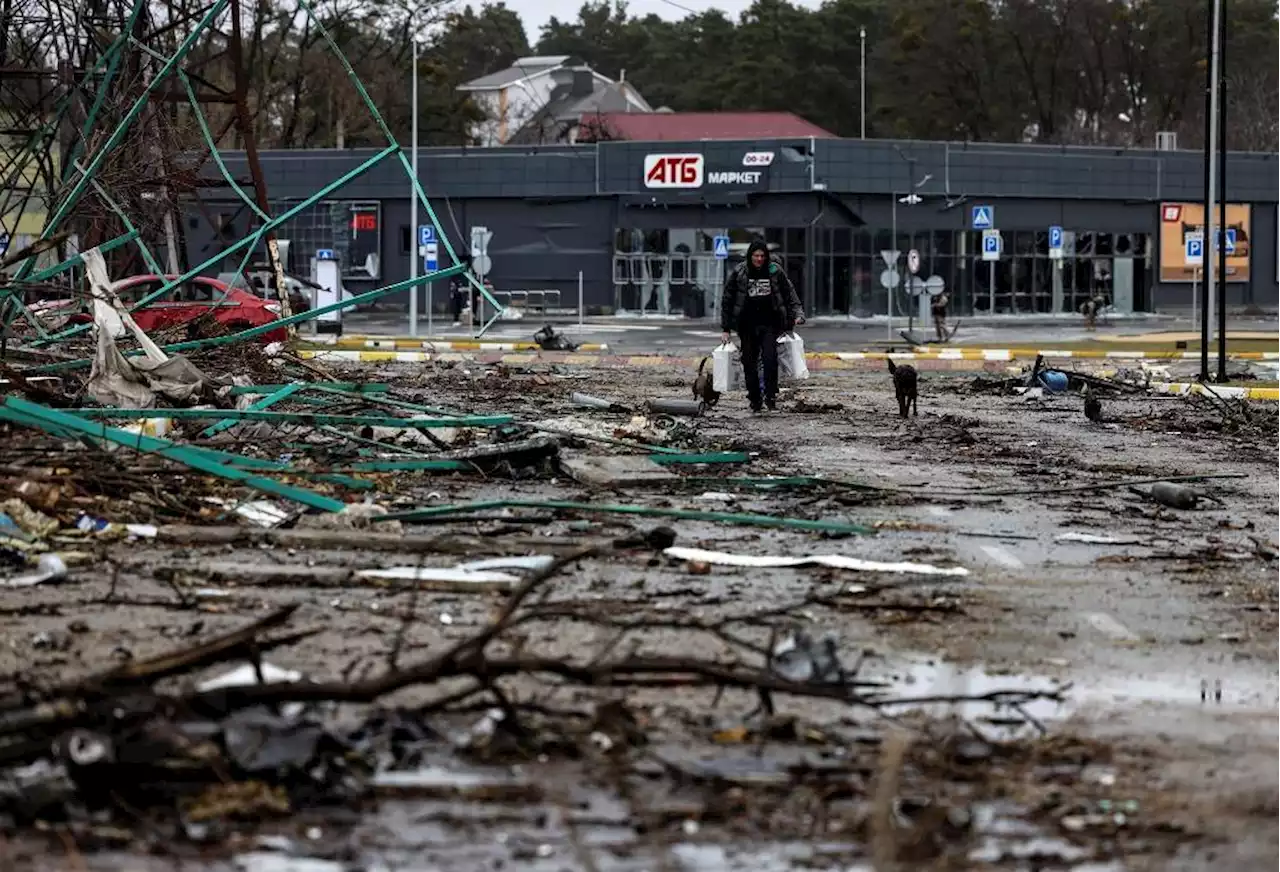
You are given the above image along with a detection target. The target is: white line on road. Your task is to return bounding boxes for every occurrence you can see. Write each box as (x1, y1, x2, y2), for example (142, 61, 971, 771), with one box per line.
(927, 506, 952, 517)
(980, 544, 1025, 568)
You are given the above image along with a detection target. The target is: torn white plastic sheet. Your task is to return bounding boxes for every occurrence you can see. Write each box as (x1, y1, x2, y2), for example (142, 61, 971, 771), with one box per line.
(354, 566, 521, 591)
(198, 662, 302, 692)
(0, 553, 67, 588)
(1055, 532, 1146, 545)
(198, 662, 308, 718)
(456, 555, 555, 574)
(83, 248, 220, 408)
(664, 546, 970, 577)
(236, 501, 293, 528)
(84, 248, 166, 360)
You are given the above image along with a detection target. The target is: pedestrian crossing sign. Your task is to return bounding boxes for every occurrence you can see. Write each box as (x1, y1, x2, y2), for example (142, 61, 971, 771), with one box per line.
(713, 236, 730, 259)
(971, 205, 994, 229)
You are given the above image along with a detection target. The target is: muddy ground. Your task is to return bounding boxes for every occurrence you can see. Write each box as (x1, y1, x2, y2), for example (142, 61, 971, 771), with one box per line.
(0, 358, 1276, 871)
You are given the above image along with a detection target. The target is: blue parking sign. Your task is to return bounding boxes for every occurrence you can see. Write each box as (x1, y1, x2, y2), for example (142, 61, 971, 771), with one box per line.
(419, 225, 435, 246)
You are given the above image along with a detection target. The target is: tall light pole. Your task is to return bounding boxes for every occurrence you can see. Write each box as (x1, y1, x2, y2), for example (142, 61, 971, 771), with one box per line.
(859, 28, 867, 140)
(408, 26, 420, 338)
(1200, 0, 1223, 382)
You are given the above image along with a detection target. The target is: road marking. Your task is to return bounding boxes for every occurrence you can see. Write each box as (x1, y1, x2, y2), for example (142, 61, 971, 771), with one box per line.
(1085, 612, 1140, 642)
(927, 506, 952, 517)
(980, 544, 1024, 568)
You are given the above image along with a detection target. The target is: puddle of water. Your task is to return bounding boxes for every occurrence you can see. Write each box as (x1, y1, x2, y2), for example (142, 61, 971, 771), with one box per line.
(234, 854, 346, 872)
(670, 842, 869, 872)
(872, 656, 1280, 732)
(868, 658, 1069, 735)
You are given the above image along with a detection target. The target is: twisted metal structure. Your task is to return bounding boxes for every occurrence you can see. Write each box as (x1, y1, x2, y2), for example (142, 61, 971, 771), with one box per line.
(0, 0, 497, 356)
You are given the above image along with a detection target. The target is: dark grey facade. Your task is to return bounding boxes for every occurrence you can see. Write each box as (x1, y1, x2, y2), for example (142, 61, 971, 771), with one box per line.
(196, 138, 1280, 319)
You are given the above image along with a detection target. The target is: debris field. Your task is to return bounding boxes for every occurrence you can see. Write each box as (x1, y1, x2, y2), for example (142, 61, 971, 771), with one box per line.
(0, 347, 1275, 872)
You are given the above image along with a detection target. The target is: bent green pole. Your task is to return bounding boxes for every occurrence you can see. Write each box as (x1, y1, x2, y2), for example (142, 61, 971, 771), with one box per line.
(1, 398, 345, 512)
(14, 0, 231, 283)
(24, 262, 466, 374)
(30, 144, 399, 347)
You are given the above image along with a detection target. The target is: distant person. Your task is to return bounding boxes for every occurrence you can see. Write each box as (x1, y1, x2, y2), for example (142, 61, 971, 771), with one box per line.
(450, 256, 472, 325)
(930, 290, 950, 341)
(1080, 294, 1106, 330)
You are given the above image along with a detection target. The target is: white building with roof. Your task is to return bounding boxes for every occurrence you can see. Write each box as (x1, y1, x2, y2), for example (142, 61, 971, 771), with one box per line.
(456, 55, 650, 146)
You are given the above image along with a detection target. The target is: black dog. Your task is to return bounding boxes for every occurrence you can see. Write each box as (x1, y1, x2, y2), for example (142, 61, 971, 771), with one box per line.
(886, 358, 918, 418)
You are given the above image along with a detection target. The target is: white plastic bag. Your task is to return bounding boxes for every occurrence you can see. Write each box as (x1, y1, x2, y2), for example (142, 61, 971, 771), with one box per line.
(712, 343, 743, 392)
(777, 333, 810, 380)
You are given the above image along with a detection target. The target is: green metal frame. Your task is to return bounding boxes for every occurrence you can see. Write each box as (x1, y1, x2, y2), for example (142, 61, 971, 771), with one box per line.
(1, 397, 346, 511)
(60, 407, 512, 428)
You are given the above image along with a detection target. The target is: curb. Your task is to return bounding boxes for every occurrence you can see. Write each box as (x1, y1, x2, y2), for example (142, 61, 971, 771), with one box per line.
(1146, 382, 1280, 401)
(297, 349, 1029, 374)
(900, 348, 1278, 361)
(299, 339, 610, 352)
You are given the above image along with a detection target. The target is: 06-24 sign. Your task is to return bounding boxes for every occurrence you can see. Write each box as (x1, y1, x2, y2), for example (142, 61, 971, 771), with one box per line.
(643, 154, 704, 188)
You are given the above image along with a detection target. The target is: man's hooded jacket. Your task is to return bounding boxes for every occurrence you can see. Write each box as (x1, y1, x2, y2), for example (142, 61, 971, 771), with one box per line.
(720, 241, 803, 333)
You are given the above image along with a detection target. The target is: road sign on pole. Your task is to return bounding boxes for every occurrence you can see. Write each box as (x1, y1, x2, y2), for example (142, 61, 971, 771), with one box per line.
(424, 242, 439, 272)
(419, 225, 435, 248)
(1185, 234, 1204, 266)
(713, 236, 730, 259)
(1213, 227, 1236, 255)
(981, 229, 1001, 262)
(971, 205, 994, 229)
(880, 249, 900, 268)
(1048, 225, 1064, 260)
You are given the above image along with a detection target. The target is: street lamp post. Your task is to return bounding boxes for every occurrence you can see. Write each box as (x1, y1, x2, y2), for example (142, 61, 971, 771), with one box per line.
(859, 28, 867, 140)
(408, 31, 419, 338)
(888, 150, 931, 341)
(1200, 0, 1223, 381)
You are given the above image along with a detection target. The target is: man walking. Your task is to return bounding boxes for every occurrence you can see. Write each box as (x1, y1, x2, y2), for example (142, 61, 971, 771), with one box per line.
(720, 240, 804, 413)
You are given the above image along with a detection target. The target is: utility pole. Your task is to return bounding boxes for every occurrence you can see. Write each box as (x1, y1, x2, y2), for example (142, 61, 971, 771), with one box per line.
(1199, 0, 1223, 383)
(859, 28, 867, 140)
(408, 25, 419, 338)
(1215, 0, 1228, 382)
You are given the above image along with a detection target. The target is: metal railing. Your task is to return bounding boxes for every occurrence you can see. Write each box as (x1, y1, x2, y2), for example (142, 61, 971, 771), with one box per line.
(487, 288, 562, 315)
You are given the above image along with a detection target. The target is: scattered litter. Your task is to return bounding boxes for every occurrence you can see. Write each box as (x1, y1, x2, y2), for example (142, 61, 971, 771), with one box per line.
(664, 546, 969, 576)
(354, 566, 522, 591)
(236, 501, 294, 528)
(1055, 532, 1146, 545)
(772, 631, 843, 683)
(198, 662, 304, 693)
(1, 553, 67, 588)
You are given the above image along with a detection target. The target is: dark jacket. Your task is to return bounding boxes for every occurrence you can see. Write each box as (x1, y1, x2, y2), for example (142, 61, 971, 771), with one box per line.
(720, 246, 803, 333)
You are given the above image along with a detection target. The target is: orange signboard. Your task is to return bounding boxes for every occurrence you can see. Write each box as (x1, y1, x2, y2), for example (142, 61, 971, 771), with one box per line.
(1159, 202, 1251, 283)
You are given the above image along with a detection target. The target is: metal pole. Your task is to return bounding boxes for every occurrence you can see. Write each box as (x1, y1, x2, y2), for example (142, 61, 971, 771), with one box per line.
(1200, 0, 1222, 381)
(1192, 267, 1199, 332)
(888, 191, 895, 340)
(988, 262, 995, 315)
(859, 28, 866, 139)
(409, 29, 419, 338)
(1215, 0, 1228, 382)
(578, 270, 584, 327)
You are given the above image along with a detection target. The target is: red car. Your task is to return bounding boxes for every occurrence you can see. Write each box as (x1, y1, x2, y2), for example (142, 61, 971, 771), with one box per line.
(62, 274, 287, 343)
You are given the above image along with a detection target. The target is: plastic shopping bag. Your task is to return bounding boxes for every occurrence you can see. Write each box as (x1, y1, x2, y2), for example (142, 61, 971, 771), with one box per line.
(711, 342, 743, 392)
(777, 333, 810, 380)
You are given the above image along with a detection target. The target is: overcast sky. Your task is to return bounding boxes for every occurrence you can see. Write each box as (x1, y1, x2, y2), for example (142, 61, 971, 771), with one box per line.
(509, 0, 824, 43)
